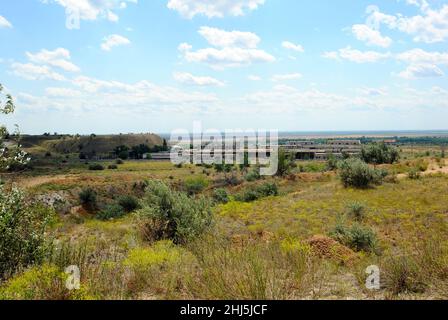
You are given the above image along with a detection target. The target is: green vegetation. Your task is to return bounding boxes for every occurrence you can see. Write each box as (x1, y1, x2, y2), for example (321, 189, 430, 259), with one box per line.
(0, 186, 54, 280)
(329, 220, 377, 253)
(97, 204, 126, 221)
(135, 180, 213, 244)
(213, 188, 229, 204)
(235, 182, 278, 202)
(184, 176, 209, 195)
(79, 188, 97, 209)
(1, 133, 448, 300)
(88, 163, 105, 171)
(117, 195, 140, 212)
(338, 158, 387, 188)
(361, 142, 399, 164)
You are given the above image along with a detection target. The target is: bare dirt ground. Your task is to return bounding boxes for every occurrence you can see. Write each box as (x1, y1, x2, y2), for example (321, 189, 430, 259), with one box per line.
(14, 174, 81, 189)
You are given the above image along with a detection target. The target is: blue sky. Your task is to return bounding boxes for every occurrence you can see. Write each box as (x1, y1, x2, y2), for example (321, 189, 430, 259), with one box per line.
(1, 0, 448, 134)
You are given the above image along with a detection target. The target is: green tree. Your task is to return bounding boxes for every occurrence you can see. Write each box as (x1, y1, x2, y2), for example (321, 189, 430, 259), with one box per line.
(1, 84, 29, 171)
(361, 142, 399, 165)
(276, 149, 296, 177)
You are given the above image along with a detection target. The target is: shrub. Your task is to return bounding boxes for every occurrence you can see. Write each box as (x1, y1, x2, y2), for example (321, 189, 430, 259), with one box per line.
(329, 221, 377, 253)
(338, 158, 387, 188)
(88, 163, 104, 171)
(97, 204, 126, 221)
(107, 164, 118, 170)
(0, 186, 55, 280)
(245, 168, 261, 182)
(236, 182, 278, 202)
(0, 264, 92, 300)
(123, 241, 181, 271)
(348, 224, 377, 252)
(115, 159, 124, 165)
(213, 188, 229, 204)
(383, 256, 427, 295)
(79, 188, 97, 209)
(326, 154, 339, 171)
(346, 201, 366, 221)
(361, 142, 399, 164)
(408, 167, 421, 180)
(184, 176, 209, 196)
(276, 149, 296, 177)
(117, 195, 140, 212)
(135, 180, 213, 244)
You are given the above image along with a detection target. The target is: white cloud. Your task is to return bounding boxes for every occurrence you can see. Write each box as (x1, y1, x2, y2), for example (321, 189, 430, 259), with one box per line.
(101, 34, 131, 51)
(352, 24, 392, 48)
(0, 15, 12, 28)
(179, 27, 275, 69)
(398, 63, 444, 79)
(44, 0, 137, 23)
(369, 4, 448, 43)
(181, 46, 275, 69)
(198, 27, 260, 48)
(396, 48, 448, 65)
(167, 0, 265, 19)
(173, 72, 225, 86)
(11, 63, 66, 81)
(322, 46, 390, 63)
(282, 41, 304, 53)
(26, 48, 80, 72)
(271, 73, 302, 82)
(19, 75, 220, 114)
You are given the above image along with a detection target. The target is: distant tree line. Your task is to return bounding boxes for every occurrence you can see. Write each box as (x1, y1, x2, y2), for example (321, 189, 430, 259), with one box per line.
(113, 139, 169, 160)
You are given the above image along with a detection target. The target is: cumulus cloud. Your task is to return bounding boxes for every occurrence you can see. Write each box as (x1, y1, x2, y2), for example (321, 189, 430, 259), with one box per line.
(198, 27, 260, 48)
(173, 72, 225, 86)
(18, 74, 220, 115)
(322, 46, 390, 63)
(43, 0, 137, 24)
(396, 48, 448, 65)
(282, 41, 304, 53)
(398, 63, 444, 79)
(11, 63, 66, 81)
(179, 27, 275, 69)
(101, 34, 131, 51)
(0, 15, 12, 28)
(26, 48, 80, 72)
(167, 0, 265, 19)
(368, 4, 448, 43)
(351, 24, 392, 48)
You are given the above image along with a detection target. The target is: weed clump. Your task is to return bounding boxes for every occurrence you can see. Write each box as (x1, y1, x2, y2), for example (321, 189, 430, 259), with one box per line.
(0, 264, 92, 300)
(338, 158, 387, 188)
(329, 220, 377, 253)
(235, 182, 278, 202)
(213, 188, 229, 204)
(184, 176, 209, 196)
(97, 204, 126, 221)
(88, 163, 105, 171)
(79, 188, 97, 210)
(117, 195, 140, 212)
(135, 180, 213, 244)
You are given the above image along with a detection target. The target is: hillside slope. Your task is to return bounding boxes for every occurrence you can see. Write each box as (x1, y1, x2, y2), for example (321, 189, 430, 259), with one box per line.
(20, 133, 163, 155)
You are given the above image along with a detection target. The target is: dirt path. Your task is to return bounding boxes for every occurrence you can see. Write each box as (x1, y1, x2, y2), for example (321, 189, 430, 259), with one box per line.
(15, 174, 80, 189)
